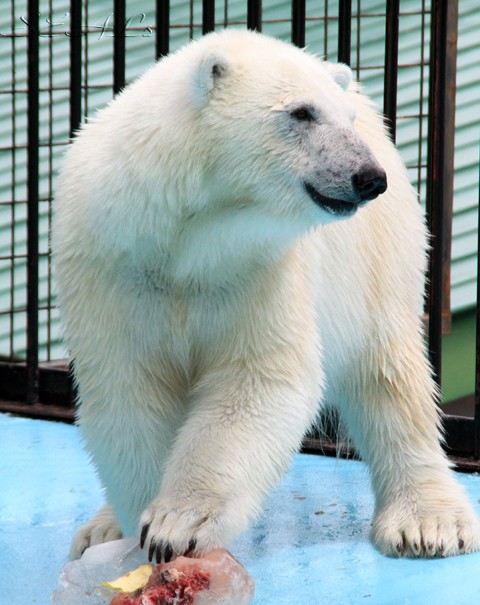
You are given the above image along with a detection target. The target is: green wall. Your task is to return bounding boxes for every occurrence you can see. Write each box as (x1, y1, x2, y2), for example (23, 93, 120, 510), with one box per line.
(441, 309, 477, 403)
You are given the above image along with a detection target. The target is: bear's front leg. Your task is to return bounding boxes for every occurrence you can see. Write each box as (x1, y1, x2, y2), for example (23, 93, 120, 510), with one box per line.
(140, 357, 322, 562)
(338, 338, 480, 558)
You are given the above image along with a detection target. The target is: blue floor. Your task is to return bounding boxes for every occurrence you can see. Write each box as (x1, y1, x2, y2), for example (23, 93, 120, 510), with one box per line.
(3, 413, 480, 605)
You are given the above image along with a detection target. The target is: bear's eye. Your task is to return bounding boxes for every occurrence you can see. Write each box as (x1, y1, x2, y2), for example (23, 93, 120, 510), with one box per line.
(291, 107, 315, 122)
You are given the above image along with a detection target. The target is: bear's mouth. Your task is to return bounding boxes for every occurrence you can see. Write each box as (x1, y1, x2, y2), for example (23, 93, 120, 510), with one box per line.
(304, 183, 357, 217)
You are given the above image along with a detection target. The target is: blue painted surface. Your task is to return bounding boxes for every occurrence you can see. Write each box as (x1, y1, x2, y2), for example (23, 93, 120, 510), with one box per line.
(3, 413, 480, 605)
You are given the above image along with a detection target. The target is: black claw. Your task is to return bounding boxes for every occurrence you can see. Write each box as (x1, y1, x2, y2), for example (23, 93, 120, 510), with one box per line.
(140, 524, 150, 550)
(187, 539, 197, 554)
(148, 539, 156, 562)
(164, 544, 174, 563)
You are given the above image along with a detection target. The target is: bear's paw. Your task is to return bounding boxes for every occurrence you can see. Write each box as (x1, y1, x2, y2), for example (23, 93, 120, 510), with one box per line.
(69, 504, 123, 560)
(139, 494, 241, 563)
(371, 495, 480, 558)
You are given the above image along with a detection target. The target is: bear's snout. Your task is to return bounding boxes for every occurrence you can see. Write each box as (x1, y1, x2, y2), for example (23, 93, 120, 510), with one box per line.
(352, 165, 388, 203)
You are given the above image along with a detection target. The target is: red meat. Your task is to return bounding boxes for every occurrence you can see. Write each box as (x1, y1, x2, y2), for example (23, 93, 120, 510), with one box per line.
(110, 567, 209, 605)
(108, 549, 254, 605)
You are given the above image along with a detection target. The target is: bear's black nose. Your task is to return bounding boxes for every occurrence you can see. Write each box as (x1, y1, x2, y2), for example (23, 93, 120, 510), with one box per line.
(352, 166, 388, 202)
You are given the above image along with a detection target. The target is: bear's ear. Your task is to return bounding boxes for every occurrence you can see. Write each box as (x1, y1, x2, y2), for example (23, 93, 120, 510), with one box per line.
(192, 48, 230, 106)
(324, 62, 352, 91)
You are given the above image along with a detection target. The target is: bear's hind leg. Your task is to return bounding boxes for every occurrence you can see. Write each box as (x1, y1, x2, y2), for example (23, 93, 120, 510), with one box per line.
(69, 504, 122, 560)
(336, 333, 480, 558)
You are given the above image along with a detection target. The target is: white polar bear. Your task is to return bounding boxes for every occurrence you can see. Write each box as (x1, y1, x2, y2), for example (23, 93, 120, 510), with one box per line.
(53, 29, 480, 562)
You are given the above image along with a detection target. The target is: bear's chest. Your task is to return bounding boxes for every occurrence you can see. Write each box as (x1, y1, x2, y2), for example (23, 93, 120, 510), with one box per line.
(121, 262, 245, 349)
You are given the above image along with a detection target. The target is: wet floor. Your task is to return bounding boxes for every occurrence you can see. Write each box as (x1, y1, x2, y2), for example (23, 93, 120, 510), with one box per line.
(2, 413, 480, 605)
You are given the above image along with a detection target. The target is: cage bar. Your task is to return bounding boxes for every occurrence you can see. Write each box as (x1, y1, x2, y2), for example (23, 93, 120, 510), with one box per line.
(113, 0, 126, 94)
(26, 0, 40, 404)
(440, 0, 458, 336)
(383, 0, 399, 142)
(475, 168, 480, 460)
(425, 0, 455, 388)
(46, 0, 54, 362)
(69, 0, 82, 137)
(291, 0, 305, 47)
(203, 0, 215, 34)
(247, 0, 262, 32)
(9, 0, 17, 362)
(338, 0, 352, 65)
(156, 0, 169, 59)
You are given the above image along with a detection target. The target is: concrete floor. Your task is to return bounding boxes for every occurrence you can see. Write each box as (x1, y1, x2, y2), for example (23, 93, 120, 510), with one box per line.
(3, 413, 480, 605)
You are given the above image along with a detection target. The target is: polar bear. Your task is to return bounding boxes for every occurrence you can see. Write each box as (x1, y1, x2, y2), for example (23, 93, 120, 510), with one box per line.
(53, 29, 480, 562)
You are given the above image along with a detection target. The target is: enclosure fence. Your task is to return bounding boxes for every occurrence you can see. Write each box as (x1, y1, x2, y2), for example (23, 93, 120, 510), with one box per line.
(1, 0, 480, 468)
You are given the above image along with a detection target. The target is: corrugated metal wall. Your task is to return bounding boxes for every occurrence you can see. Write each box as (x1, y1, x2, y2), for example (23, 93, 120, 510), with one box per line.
(451, 2, 479, 312)
(0, 0, 478, 362)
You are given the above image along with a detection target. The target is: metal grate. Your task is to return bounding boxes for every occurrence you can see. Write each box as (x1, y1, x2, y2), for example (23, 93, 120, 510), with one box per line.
(1, 0, 479, 468)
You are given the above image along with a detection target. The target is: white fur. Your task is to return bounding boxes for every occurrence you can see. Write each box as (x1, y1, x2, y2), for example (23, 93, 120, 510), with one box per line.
(53, 30, 480, 561)
(324, 61, 353, 91)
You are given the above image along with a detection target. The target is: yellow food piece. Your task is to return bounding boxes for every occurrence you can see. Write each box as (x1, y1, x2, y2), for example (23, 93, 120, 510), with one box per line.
(103, 564, 153, 593)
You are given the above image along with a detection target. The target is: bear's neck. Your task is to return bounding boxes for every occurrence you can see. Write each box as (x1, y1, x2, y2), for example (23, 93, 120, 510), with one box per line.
(157, 204, 311, 289)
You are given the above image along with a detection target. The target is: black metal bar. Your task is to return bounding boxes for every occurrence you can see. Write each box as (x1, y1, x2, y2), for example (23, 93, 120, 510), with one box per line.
(202, 0, 215, 34)
(475, 164, 480, 459)
(355, 0, 360, 79)
(338, 0, 352, 65)
(425, 0, 454, 389)
(323, 1, 329, 58)
(47, 0, 54, 360)
(303, 416, 480, 472)
(223, 0, 228, 28)
(189, 0, 194, 39)
(0, 362, 75, 407)
(156, 0, 169, 59)
(9, 0, 17, 361)
(113, 0, 126, 94)
(383, 0, 400, 142)
(291, 0, 306, 47)
(415, 0, 427, 200)
(247, 0, 262, 32)
(444, 415, 475, 458)
(439, 0, 458, 337)
(0, 400, 75, 423)
(26, 0, 39, 404)
(84, 0, 90, 116)
(69, 0, 82, 137)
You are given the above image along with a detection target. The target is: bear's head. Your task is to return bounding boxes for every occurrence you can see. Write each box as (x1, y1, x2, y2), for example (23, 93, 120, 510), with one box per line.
(183, 30, 387, 229)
